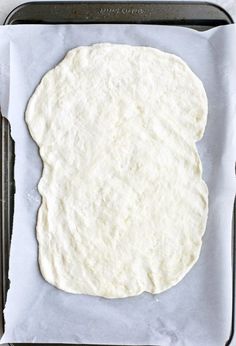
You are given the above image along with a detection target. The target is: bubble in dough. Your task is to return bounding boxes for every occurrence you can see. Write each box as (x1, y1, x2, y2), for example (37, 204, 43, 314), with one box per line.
(26, 43, 208, 298)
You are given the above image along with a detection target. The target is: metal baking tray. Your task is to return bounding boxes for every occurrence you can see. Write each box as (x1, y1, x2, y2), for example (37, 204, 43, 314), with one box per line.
(4, 1, 233, 29)
(0, 2, 235, 346)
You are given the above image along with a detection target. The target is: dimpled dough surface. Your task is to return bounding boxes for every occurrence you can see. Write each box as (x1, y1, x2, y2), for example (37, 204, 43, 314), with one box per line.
(26, 43, 208, 298)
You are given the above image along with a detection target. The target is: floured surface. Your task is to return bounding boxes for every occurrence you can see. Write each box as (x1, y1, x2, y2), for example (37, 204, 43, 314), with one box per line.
(26, 43, 208, 298)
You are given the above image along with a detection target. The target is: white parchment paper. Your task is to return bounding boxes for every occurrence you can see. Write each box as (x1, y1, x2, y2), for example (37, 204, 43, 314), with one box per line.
(0, 24, 236, 346)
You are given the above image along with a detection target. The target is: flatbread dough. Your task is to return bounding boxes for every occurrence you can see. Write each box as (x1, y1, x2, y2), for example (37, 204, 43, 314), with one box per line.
(25, 43, 208, 298)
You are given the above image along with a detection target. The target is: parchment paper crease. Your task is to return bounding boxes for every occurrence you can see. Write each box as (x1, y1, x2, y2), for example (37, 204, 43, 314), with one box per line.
(0, 24, 235, 346)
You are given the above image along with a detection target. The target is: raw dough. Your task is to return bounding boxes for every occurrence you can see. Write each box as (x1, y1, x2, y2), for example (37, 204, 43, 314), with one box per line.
(25, 43, 208, 298)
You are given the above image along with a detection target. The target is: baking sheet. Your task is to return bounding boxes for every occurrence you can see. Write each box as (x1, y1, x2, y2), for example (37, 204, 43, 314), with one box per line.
(0, 23, 235, 346)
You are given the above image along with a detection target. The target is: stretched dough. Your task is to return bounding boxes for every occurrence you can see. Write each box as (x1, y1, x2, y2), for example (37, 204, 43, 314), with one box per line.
(26, 43, 208, 298)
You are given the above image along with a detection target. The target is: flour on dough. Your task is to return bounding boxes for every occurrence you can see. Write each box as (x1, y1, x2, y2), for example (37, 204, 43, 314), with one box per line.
(25, 43, 208, 298)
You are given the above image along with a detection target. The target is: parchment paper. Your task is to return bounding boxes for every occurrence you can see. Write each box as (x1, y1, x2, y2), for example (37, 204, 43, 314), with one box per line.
(0, 24, 235, 346)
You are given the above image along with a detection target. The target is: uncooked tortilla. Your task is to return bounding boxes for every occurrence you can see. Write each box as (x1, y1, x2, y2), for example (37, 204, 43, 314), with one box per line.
(25, 43, 208, 298)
